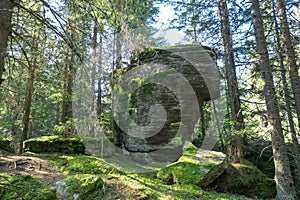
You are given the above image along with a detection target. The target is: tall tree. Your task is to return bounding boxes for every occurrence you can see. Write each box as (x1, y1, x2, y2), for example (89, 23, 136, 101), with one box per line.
(272, 0, 300, 184)
(0, 0, 15, 86)
(19, 56, 35, 154)
(276, 0, 300, 129)
(250, 0, 296, 198)
(217, 0, 244, 131)
(217, 0, 245, 162)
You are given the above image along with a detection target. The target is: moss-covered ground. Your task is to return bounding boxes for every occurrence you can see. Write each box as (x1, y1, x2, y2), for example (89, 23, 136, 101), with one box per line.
(0, 173, 57, 200)
(44, 153, 243, 200)
(0, 151, 258, 199)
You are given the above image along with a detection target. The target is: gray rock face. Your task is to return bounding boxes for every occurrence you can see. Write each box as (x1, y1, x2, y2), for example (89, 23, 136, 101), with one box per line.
(114, 45, 220, 152)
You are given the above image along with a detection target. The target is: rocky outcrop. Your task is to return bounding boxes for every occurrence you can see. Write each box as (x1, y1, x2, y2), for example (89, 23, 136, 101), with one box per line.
(205, 160, 276, 199)
(157, 143, 227, 185)
(24, 136, 85, 154)
(114, 45, 220, 152)
(156, 143, 276, 199)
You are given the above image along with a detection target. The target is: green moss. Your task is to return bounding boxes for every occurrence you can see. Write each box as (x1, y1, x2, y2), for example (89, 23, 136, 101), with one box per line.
(0, 173, 57, 200)
(35, 153, 242, 199)
(157, 157, 205, 185)
(23, 136, 85, 154)
(232, 161, 276, 198)
(64, 174, 104, 200)
(48, 155, 118, 175)
(203, 162, 217, 170)
(182, 143, 197, 156)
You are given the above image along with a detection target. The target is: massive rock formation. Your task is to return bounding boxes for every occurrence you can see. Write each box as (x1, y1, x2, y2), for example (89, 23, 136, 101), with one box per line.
(113, 45, 220, 153)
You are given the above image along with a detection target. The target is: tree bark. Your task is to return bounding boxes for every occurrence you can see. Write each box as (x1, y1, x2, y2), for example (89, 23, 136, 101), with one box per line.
(217, 0, 244, 131)
(272, 0, 300, 185)
(217, 0, 245, 162)
(276, 0, 300, 129)
(61, 52, 75, 123)
(19, 65, 35, 154)
(250, 0, 296, 198)
(0, 0, 14, 86)
(97, 34, 103, 116)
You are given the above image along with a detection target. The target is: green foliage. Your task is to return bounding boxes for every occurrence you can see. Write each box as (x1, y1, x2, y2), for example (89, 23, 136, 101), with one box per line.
(0, 139, 15, 153)
(0, 173, 56, 200)
(52, 120, 75, 137)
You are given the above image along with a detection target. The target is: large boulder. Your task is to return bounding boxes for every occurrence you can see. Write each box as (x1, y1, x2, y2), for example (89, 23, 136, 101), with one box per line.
(24, 136, 85, 154)
(157, 143, 227, 185)
(53, 174, 104, 200)
(205, 160, 276, 199)
(114, 45, 220, 152)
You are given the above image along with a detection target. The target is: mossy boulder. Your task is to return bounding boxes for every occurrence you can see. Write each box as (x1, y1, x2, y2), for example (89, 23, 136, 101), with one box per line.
(0, 173, 57, 200)
(206, 160, 276, 199)
(54, 174, 104, 200)
(157, 143, 227, 186)
(114, 45, 221, 152)
(0, 139, 15, 153)
(24, 136, 85, 154)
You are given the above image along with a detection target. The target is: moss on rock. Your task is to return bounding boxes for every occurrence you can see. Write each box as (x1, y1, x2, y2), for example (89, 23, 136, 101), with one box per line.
(60, 174, 104, 200)
(157, 159, 206, 185)
(206, 160, 276, 199)
(157, 143, 227, 186)
(0, 173, 57, 200)
(24, 136, 85, 154)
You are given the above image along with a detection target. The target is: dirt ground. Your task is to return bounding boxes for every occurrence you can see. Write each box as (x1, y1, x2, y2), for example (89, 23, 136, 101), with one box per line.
(0, 150, 68, 199)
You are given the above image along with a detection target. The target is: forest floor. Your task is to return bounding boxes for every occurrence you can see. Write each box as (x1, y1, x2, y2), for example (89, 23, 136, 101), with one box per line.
(0, 151, 258, 200)
(0, 155, 66, 186)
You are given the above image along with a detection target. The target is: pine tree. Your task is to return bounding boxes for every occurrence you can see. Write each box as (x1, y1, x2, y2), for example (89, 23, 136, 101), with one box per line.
(250, 0, 296, 198)
(0, 0, 14, 86)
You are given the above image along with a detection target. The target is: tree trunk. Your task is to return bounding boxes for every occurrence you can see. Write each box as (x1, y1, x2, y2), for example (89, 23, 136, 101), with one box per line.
(61, 52, 75, 123)
(217, 0, 245, 162)
(97, 34, 103, 116)
(272, 0, 300, 185)
(276, 0, 300, 129)
(19, 66, 35, 154)
(0, 0, 14, 86)
(217, 0, 244, 131)
(250, 0, 296, 198)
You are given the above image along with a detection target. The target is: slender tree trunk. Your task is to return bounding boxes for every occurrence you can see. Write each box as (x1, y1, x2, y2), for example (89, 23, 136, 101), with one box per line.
(0, 0, 14, 86)
(250, 0, 296, 198)
(272, 1, 300, 185)
(115, 30, 122, 70)
(217, 0, 245, 162)
(89, 19, 98, 136)
(97, 34, 103, 116)
(19, 66, 35, 154)
(276, 0, 300, 129)
(61, 53, 75, 123)
(217, 0, 244, 131)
